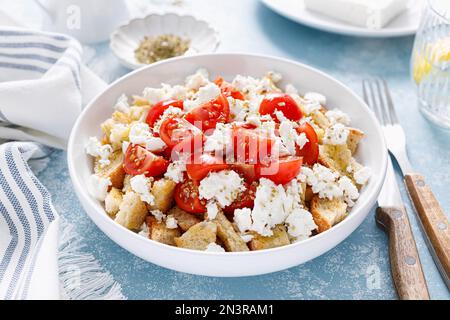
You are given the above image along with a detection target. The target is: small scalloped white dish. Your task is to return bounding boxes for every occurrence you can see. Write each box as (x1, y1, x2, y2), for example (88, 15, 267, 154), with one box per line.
(110, 13, 220, 70)
(68, 53, 388, 277)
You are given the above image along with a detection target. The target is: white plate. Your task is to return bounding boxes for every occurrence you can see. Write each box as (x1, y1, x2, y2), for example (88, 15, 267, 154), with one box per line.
(262, 0, 423, 37)
(68, 53, 387, 277)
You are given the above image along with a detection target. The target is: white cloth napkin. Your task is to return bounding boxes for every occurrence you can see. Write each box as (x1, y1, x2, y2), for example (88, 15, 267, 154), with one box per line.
(0, 10, 124, 300)
(0, 25, 106, 149)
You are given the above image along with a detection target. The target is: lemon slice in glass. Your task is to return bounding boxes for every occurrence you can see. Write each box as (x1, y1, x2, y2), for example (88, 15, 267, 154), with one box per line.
(413, 37, 450, 84)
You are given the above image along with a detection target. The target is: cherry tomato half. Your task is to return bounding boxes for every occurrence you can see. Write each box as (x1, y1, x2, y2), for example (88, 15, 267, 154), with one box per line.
(223, 182, 257, 214)
(255, 156, 303, 185)
(159, 116, 202, 149)
(145, 99, 184, 128)
(233, 127, 275, 164)
(295, 122, 319, 165)
(214, 76, 244, 100)
(123, 144, 169, 177)
(185, 94, 230, 131)
(174, 179, 207, 214)
(186, 153, 229, 181)
(259, 93, 303, 122)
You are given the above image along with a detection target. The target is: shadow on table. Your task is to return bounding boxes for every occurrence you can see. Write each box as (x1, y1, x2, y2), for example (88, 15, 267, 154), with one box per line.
(255, 2, 415, 77)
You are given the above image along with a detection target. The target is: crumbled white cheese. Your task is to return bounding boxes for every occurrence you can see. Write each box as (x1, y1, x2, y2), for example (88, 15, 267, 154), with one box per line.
(165, 215, 178, 229)
(114, 94, 130, 113)
(86, 137, 112, 167)
(251, 178, 290, 236)
(146, 137, 167, 152)
(205, 243, 226, 252)
(129, 123, 153, 146)
(164, 160, 186, 183)
(142, 84, 188, 105)
(109, 123, 129, 148)
(184, 83, 221, 111)
(285, 84, 299, 95)
(266, 71, 282, 83)
(87, 174, 111, 201)
(354, 167, 371, 185)
(151, 209, 166, 222)
(234, 208, 253, 233)
(130, 175, 154, 205)
(206, 201, 219, 220)
(185, 68, 210, 91)
(339, 176, 360, 207)
(279, 121, 298, 155)
(285, 208, 317, 240)
(296, 132, 309, 150)
(143, 87, 166, 105)
(138, 222, 150, 238)
(326, 109, 351, 126)
(303, 101, 322, 114)
(199, 170, 245, 208)
(228, 97, 250, 122)
(304, 92, 327, 105)
(204, 123, 233, 154)
(323, 123, 350, 145)
(275, 110, 289, 123)
(298, 165, 342, 200)
(240, 234, 254, 243)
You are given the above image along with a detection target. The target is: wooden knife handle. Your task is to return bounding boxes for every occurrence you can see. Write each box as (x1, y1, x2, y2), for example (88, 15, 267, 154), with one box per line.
(376, 206, 430, 300)
(404, 173, 450, 286)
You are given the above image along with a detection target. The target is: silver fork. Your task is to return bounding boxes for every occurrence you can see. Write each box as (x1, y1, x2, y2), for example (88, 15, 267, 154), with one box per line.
(363, 78, 450, 290)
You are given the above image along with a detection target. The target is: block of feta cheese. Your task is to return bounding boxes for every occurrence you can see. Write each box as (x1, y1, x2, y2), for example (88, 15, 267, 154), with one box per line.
(304, 0, 409, 29)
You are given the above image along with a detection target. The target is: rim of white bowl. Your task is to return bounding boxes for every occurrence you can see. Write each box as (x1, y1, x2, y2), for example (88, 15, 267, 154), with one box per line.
(68, 52, 388, 257)
(110, 12, 221, 69)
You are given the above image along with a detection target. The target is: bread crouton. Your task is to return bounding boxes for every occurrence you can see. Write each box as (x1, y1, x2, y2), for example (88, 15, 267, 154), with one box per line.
(249, 225, 290, 251)
(148, 178, 176, 213)
(310, 109, 331, 129)
(318, 144, 352, 178)
(347, 128, 364, 155)
(95, 151, 125, 189)
(122, 174, 133, 192)
(147, 216, 180, 246)
(111, 111, 131, 124)
(168, 207, 202, 232)
(105, 187, 123, 217)
(213, 211, 249, 252)
(310, 195, 348, 233)
(174, 221, 217, 251)
(114, 191, 148, 230)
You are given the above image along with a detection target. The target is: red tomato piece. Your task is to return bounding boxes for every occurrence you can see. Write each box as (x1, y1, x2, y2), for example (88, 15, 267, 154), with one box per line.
(255, 156, 303, 185)
(259, 93, 303, 122)
(184, 94, 230, 131)
(174, 179, 207, 214)
(123, 144, 169, 177)
(233, 127, 275, 164)
(223, 182, 257, 214)
(214, 76, 244, 100)
(159, 116, 202, 149)
(296, 122, 319, 165)
(186, 153, 229, 181)
(231, 163, 258, 183)
(145, 99, 184, 128)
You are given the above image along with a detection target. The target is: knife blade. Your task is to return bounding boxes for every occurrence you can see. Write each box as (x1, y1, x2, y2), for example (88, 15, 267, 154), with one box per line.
(375, 156, 430, 300)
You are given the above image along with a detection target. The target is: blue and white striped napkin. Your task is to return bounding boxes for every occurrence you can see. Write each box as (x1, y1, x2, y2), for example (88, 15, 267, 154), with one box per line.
(0, 26, 106, 148)
(0, 12, 124, 300)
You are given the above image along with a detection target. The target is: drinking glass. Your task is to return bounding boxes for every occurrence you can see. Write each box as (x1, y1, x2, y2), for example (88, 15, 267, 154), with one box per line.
(412, 0, 450, 129)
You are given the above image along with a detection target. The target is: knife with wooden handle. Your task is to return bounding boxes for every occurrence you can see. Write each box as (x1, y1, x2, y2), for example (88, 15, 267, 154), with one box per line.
(376, 158, 429, 300)
(404, 173, 450, 290)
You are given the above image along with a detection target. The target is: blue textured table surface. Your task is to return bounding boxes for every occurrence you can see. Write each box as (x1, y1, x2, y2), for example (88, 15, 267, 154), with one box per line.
(5, 0, 450, 299)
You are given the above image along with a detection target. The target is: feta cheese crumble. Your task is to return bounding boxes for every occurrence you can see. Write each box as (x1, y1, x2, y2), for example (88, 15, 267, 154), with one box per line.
(304, 92, 327, 106)
(206, 201, 220, 220)
(166, 216, 178, 229)
(204, 123, 233, 154)
(285, 208, 317, 240)
(87, 174, 111, 201)
(151, 210, 166, 222)
(130, 175, 154, 205)
(86, 137, 112, 167)
(185, 68, 210, 90)
(354, 167, 372, 185)
(114, 94, 130, 113)
(205, 243, 226, 252)
(184, 83, 221, 111)
(164, 160, 186, 183)
(326, 109, 351, 126)
(323, 123, 350, 145)
(234, 208, 253, 233)
(199, 170, 245, 208)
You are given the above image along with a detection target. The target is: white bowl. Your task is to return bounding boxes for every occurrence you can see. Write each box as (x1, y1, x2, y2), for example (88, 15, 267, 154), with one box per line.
(110, 13, 220, 70)
(68, 53, 387, 277)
